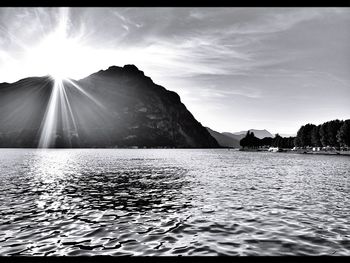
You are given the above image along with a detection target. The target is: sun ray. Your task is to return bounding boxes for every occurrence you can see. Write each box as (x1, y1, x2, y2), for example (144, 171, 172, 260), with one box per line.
(60, 81, 78, 133)
(65, 78, 106, 110)
(38, 77, 83, 148)
(38, 79, 60, 148)
(60, 81, 79, 147)
(58, 81, 72, 146)
(34, 8, 111, 148)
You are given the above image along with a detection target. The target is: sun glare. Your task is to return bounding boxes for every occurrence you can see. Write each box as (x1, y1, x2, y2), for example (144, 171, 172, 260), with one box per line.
(39, 33, 79, 80)
(25, 24, 91, 81)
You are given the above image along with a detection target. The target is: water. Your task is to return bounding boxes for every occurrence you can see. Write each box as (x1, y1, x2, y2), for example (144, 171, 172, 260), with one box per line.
(0, 149, 349, 256)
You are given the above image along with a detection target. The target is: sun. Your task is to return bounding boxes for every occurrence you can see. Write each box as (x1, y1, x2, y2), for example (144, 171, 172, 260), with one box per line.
(38, 32, 79, 81)
(19, 9, 142, 83)
(25, 26, 89, 81)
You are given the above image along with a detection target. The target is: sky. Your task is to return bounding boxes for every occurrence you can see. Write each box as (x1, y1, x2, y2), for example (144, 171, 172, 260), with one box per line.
(0, 8, 349, 135)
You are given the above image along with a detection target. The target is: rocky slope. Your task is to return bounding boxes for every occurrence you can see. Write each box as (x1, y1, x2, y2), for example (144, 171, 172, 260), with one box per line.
(222, 132, 246, 142)
(206, 127, 240, 148)
(0, 65, 219, 148)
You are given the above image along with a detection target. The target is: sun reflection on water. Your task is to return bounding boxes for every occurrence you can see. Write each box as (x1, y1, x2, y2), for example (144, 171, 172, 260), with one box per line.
(33, 149, 73, 180)
(31, 150, 80, 212)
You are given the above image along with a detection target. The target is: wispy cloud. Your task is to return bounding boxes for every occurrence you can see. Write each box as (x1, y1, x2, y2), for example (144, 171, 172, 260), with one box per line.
(0, 7, 349, 133)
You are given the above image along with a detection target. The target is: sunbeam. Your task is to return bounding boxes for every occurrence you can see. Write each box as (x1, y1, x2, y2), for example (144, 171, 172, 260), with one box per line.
(58, 80, 79, 147)
(38, 76, 110, 148)
(60, 82, 78, 133)
(38, 78, 80, 148)
(38, 78, 61, 148)
(65, 79, 106, 110)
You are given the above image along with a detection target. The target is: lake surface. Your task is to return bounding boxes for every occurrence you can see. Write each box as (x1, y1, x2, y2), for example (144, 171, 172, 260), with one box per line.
(0, 149, 349, 256)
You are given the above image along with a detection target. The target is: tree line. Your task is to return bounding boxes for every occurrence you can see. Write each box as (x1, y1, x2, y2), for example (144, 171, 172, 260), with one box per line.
(240, 131, 295, 149)
(239, 118, 350, 149)
(294, 119, 350, 148)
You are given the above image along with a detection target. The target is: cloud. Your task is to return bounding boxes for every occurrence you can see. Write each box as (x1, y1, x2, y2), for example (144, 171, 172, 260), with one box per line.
(0, 7, 349, 133)
(199, 86, 262, 99)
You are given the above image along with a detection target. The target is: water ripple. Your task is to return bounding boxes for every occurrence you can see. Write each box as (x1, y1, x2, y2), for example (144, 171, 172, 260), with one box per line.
(0, 149, 349, 255)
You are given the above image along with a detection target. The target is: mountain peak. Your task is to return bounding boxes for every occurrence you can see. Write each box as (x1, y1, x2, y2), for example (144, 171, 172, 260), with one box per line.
(224, 129, 274, 139)
(123, 64, 140, 71)
(105, 64, 143, 74)
(83, 64, 146, 81)
(0, 65, 219, 148)
(247, 129, 274, 139)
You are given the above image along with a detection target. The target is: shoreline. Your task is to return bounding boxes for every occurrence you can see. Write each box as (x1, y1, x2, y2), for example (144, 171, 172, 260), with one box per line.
(296, 151, 350, 156)
(239, 148, 350, 156)
(0, 148, 349, 156)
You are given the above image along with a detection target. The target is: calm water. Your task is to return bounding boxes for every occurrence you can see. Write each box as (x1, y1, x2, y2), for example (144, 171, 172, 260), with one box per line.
(0, 149, 349, 256)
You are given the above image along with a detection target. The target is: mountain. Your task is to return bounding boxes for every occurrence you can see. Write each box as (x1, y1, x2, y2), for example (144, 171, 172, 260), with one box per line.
(0, 65, 219, 148)
(225, 129, 274, 139)
(222, 132, 246, 141)
(206, 127, 240, 148)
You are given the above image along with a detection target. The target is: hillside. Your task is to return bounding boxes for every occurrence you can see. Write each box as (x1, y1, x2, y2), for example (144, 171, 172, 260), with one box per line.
(0, 65, 219, 148)
(206, 127, 240, 148)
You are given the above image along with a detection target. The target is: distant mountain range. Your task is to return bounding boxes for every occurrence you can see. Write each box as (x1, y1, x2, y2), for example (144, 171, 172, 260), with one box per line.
(206, 127, 240, 148)
(221, 132, 246, 142)
(206, 128, 274, 148)
(230, 129, 274, 139)
(0, 65, 219, 148)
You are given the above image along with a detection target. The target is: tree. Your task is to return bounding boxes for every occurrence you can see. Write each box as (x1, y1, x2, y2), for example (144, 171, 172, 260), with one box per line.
(295, 124, 314, 147)
(240, 131, 260, 148)
(289, 137, 296, 148)
(337, 119, 350, 147)
(250, 132, 260, 148)
(272, 134, 282, 147)
(302, 124, 315, 147)
(311, 125, 321, 147)
(260, 137, 273, 147)
(282, 136, 296, 148)
(294, 136, 301, 147)
(293, 119, 345, 148)
(327, 119, 343, 147)
(319, 120, 343, 147)
(295, 126, 304, 147)
(319, 122, 329, 147)
(240, 131, 249, 148)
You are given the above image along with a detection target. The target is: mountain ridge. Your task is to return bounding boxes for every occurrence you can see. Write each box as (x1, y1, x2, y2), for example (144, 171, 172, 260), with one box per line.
(224, 129, 274, 140)
(0, 64, 219, 148)
(205, 127, 240, 148)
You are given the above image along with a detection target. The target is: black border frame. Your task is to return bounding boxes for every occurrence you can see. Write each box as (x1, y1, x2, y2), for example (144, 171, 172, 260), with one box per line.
(0, 1, 349, 262)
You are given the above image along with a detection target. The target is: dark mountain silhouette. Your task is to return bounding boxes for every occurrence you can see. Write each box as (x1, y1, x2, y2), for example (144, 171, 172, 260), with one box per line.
(0, 65, 219, 148)
(206, 127, 240, 148)
(224, 129, 274, 140)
